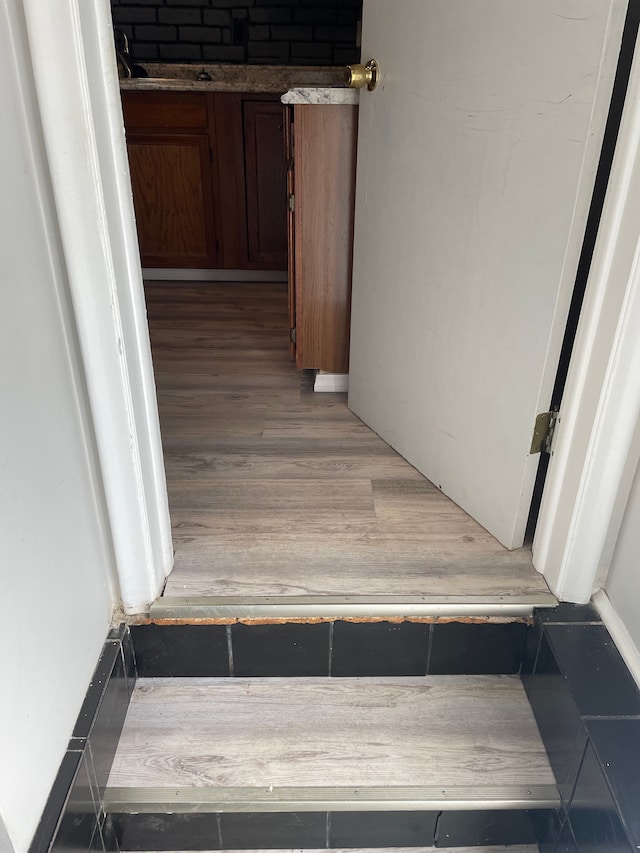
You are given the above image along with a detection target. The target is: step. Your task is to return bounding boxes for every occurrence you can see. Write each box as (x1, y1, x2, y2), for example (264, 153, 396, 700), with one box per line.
(104, 676, 558, 850)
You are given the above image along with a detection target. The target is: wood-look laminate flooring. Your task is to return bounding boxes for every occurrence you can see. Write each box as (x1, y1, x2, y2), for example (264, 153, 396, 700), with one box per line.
(109, 676, 553, 789)
(146, 283, 549, 599)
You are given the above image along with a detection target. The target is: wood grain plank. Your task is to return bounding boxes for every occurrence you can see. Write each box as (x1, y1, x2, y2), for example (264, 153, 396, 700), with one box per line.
(159, 408, 266, 441)
(372, 479, 507, 541)
(153, 358, 295, 377)
(108, 677, 555, 789)
(168, 479, 374, 511)
(168, 480, 377, 537)
(263, 405, 374, 439)
(154, 374, 300, 395)
(162, 443, 425, 481)
(165, 533, 544, 597)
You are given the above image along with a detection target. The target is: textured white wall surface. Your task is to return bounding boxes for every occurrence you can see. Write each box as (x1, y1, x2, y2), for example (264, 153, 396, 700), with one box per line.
(0, 2, 116, 850)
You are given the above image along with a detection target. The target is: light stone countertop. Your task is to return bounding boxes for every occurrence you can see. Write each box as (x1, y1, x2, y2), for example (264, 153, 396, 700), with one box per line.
(281, 87, 360, 105)
(119, 63, 345, 95)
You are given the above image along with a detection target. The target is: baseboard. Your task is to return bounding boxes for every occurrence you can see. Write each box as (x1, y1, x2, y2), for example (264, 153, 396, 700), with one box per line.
(593, 588, 640, 689)
(142, 269, 287, 283)
(314, 372, 349, 393)
(522, 602, 640, 853)
(28, 625, 136, 853)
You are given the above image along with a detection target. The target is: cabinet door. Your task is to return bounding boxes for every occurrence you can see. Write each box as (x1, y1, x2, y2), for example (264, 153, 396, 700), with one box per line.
(243, 100, 288, 270)
(126, 132, 219, 268)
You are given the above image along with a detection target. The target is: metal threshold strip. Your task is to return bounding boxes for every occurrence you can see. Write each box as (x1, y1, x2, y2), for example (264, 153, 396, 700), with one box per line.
(150, 593, 557, 621)
(104, 784, 561, 813)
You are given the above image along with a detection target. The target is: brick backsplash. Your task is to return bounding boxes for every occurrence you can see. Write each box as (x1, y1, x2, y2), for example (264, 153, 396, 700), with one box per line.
(111, 0, 362, 65)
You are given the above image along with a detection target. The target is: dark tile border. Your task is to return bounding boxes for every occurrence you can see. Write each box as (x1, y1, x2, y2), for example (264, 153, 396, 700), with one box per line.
(28, 753, 82, 853)
(429, 620, 527, 674)
(107, 807, 550, 850)
(330, 810, 437, 847)
(543, 624, 640, 717)
(569, 740, 632, 853)
(131, 618, 531, 677)
(331, 620, 430, 676)
(220, 812, 326, 849)
(106, 812, 220, 851)
(29, 625, 135, 853)
(536, 602, 602, 624)
(130, 624, 228, 677)
(586, 719, 640, 850)
(51, 752, 102, 853)
(232, 622, 331, 677)
(524, 606, 640, 853)
(436, 809, 540, 847)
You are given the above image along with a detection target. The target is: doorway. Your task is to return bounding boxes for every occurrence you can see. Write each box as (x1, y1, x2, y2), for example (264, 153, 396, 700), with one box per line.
(139, 4, 632, 604)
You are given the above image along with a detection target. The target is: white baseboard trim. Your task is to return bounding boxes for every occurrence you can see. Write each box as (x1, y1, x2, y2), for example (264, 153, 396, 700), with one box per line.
(143, 269, 287, 283)
(593, 588, 640, 689)
(314, 372, 349, 393)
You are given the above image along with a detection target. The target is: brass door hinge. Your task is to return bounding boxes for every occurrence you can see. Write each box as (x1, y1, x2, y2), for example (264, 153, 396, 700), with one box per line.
(530, 408, 559, 455)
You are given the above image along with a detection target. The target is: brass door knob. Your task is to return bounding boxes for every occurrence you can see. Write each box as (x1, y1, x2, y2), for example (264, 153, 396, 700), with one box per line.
(346, 58, 379, 91)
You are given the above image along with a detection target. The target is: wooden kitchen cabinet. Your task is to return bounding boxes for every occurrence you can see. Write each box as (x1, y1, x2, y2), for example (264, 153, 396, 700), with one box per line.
(121, 90, 287, 271)
(211, 93, 287, 271)
(289, 103, 358, 374)
(243, 100, 288, 268)
(122, 92, 220, 268)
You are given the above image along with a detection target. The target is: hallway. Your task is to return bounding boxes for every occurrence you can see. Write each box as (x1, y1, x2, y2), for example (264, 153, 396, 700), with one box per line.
(146, 282, 549, 600)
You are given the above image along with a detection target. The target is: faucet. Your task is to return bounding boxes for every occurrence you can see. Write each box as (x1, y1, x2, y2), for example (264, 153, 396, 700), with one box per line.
(114, 28, 133, 79)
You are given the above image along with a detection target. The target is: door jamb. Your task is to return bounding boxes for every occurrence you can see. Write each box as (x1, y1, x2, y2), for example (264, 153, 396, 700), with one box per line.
(22, 0, 173, 613)
(533, 29, 640, 602)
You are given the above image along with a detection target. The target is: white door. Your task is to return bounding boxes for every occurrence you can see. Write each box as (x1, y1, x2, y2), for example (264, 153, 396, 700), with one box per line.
(349, 0, 626, 548)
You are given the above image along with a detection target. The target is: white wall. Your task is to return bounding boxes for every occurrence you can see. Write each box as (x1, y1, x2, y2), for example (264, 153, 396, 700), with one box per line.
(605, 456, 640, 653)
(0, 3, 117, 851)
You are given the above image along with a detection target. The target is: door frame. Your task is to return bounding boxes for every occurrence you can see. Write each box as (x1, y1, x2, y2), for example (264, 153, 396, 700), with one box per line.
(22, 0, 173, 613)
(31, 0, 640, 608)
(533, 28, 640, 602)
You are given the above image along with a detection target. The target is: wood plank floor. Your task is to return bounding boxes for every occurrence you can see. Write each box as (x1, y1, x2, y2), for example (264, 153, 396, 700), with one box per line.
(146, 283, 549, 598)
(108, 676, 554, 789)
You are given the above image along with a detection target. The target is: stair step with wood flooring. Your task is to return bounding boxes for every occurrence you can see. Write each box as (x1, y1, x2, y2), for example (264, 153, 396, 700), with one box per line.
(104, 676, 558, 850)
